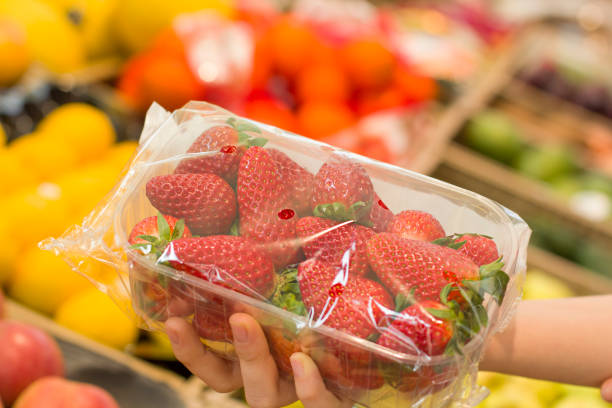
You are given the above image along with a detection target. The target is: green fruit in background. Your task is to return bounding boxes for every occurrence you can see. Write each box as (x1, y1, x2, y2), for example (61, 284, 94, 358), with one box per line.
(523, 270, 574, 300)
(575, 242, 612, 277)
(514, 145, 577, 182)
(579, 173, 612, 197)
(549, 175, 582, 199)
(527, 217, 582, 261)
(463, 110, 523, 164)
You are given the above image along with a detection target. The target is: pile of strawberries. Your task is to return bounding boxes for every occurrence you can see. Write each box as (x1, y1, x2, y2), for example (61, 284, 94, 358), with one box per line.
(128, 118, 509, 394)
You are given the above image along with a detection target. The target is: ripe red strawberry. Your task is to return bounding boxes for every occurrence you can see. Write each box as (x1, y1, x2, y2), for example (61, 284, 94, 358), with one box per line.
(377, 300, 452, 356)
(193, 303, 233, 342)
(237, 146, 301, 267)
(128, 213, 191, 321)
(266, 327, 303, 376)
(297, 259, 393, 340)
(386, 210, 445, 241)
(146, 173, 236, 236)
(311, 154, 374, 223)
(161, 236, 276, 298)
(267, 148, 314, 216)
(128, 214, 192, 246)
(368, 193, 393, 232)
(296, 216, 374, 277)
(298, 259, 390, 390)
(174, 120, 268, 185)
(174, 126, 243, 185)
(367, 233, 508, 304)
(454, 234, 499, 266)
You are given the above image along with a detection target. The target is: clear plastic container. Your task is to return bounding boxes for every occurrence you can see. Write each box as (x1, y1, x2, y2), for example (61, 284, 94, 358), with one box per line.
(44, 102, 530, 408)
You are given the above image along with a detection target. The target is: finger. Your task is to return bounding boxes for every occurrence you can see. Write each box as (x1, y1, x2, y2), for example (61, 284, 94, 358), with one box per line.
(230, 314, 296, 407)
(291, 352, 345, 408)
(165, 317, 242, 392)
(602, 378, 612, 403)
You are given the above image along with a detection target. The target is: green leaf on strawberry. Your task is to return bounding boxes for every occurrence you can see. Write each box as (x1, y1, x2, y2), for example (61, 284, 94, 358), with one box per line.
(313, 201, 372, 224)
(270, 267, 306, 317)
(130, 212, 189, 259)
(226, 117, 268, 148)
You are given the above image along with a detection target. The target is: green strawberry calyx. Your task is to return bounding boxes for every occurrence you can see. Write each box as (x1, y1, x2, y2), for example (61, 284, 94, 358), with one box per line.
(226, 117, 268, 148)
(432, 233, 494, 250)
(464, 258, 509, 305)
(270, 267, 307, 317)
(427, 285, 490, 356)
(313, 201, 372, 225)
(130, 212, 187, 261)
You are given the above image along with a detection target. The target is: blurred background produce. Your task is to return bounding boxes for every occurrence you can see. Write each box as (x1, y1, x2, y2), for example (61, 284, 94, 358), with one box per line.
(1, 0, 611, 406)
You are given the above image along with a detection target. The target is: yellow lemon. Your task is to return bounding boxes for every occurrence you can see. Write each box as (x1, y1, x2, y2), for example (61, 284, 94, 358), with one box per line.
(0, 183, 72, 249)
(0, 123, 6, 146)
(523, 270, 574, 300)
(55, 287, 138, 349)
(9, 246, 92, 314)
(37, 103, 115, 162)
(55, 162, 122, 218)
(113, 0, 234, 53)
(0, 0, 85, 73)
(282, 402, 305, 408)
(9, 132, 80, 180)
(0, 219, 19, 284)
(47, 0, 119, 58)
(0, 150, 39, 193)
(0, 18, 29, 86)
(104, 140, 138, 171)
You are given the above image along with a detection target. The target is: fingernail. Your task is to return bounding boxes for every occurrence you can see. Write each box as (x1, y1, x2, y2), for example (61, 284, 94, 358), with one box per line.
(290, 354, 304, 378)
(166, 327, 179, 345)
(231, 319, 249, 343)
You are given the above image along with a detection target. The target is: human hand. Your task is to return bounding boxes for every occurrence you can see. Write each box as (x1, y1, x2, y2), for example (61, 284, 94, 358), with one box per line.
(602, 378, 612, 403)
(165, 314, 351, 408)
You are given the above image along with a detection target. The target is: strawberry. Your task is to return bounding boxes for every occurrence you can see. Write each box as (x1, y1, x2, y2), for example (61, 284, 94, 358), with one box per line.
(174, 118, 268, 185)
(377, 300, 452, 356)
(146, 173, 236, 236)
(161, 236, 276, 298)
(297, 259, 393, 341)
(386, 210, 445, 241)
(311, 154, 374, 223)
(237, 146, 301, 267)
(266, 327, 303, 376)
(434, 234, 500, 266)
(267, 148, 314, 216)
(368, 193, 393, 232)
(193, 304, 233, 342)
(367, 233, 509, 305)
(296, 216, 374, 277)
(128, 213, 191, 321)
(128, 213, 192, 247)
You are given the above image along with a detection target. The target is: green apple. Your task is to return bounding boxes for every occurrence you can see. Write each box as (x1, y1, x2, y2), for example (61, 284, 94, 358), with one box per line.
(463, 110, 523, 164)
(514, 145, 577, 182)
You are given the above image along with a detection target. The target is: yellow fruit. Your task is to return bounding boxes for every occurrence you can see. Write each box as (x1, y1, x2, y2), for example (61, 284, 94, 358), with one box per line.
(46, 0, 119, 58)
(0, 0, 85, 73)
(113, 0, 235, 53)
(0, 219, 18, 284)
(55, 162, 121, 218)
(0, 18, 29, 86)
(131, 331, 175, 360)
(55, 287, 138, 349)
(104, 140, 138, 171)
(0, 123, 6, 146)
(477, 372, 507, 390)
(479, 383, 542, 408)
(9, 246, 91, 314)
(0, 150, 39, 193)
(9, 132, 80, 180)
(282, 403, 305, 408)
(0, 183, 71, 249)
(37, 103, 115, 162)
(523, 270, 574, 300)
(505, 376, 564, 405)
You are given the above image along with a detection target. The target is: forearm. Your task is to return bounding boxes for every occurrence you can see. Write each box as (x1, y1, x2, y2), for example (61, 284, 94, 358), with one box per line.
(480, 296, 612, 387)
